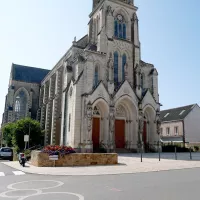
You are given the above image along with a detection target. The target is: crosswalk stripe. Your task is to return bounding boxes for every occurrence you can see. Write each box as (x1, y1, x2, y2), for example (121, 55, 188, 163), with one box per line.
(0, 172, 5, 176)
(12, 171, 25, 175)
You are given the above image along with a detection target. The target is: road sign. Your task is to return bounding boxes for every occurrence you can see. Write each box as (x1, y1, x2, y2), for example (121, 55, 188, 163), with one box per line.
(24, 135, 29, 142)
(49, 155, 59, 160)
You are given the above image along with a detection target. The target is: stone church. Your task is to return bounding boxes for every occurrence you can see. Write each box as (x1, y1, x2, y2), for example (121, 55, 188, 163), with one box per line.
(2, 0, 161, 152)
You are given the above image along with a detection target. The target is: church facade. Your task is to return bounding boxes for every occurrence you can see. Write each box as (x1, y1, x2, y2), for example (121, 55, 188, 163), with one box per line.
(2, 0, 161, 152)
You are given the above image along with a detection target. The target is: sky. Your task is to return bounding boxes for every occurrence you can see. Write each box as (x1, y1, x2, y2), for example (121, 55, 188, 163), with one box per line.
(0, 0, 200, 124)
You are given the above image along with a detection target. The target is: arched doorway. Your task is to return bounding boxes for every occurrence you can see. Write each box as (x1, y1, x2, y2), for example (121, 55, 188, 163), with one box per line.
(91, 99, 109, 152)
(143, 106, 158, 152)
(114, 96, 138, 150)
(92, 106, 101, 151)
(115, 105, 126, 148)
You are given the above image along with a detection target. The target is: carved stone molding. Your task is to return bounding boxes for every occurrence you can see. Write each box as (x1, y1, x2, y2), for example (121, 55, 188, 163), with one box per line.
(106, 5, 114, 16)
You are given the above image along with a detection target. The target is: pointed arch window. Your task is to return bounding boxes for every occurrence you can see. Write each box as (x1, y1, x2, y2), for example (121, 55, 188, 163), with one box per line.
(141, 74, 144, 90)
(14, 89, 28, 120)
(94, 65, 99, 88)
(123, 24, 126, 39)
(114, 15, 127, 39)
(15, 97, 20, 112)
(114, 52, 119, 86)
(122, 54, 127, 81)
(114, 20, 118, 37)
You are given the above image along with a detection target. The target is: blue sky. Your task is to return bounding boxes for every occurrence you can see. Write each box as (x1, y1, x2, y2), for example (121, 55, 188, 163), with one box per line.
(0, 0, 200, 123)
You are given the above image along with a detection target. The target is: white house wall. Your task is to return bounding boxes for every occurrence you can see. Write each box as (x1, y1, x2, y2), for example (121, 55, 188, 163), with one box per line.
(184, 105, 200, 143)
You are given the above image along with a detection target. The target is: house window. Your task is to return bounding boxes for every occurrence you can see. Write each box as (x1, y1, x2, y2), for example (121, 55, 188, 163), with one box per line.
(179, 110, 185, 115)
(174, 126, 179, 135)
(114, 51, 119, 86)
(164, 113, 170, 118)
(94, 65, 99, 87)
(122, 54, 126, 81)
(114, 14, 127, 39)
(68, 114, 71, 132)
(166, 127, 170, 135)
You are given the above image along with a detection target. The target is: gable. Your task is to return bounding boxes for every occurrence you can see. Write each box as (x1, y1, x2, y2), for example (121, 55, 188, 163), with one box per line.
(142, 90, 157, 110)
(114, 81, 138, 107)
(88, 82, 110, 104)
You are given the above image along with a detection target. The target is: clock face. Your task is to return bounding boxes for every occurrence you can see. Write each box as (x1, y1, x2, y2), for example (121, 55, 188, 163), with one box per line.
(117, 14, 123, 21)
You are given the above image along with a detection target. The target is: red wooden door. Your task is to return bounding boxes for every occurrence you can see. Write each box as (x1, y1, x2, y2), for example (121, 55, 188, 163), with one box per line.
(115, 120, 125, 148)
(92, 118, 100, 149)
(143, 121, 147, 144)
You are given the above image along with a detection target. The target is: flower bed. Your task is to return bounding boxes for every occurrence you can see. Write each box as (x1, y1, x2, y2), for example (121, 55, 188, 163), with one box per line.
(31, 150, 118, 167)
(42, 145, 76, 156)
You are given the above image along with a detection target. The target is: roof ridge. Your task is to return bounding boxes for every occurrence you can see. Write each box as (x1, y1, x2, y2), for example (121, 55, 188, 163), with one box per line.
(161, 104, 196, 112)
(12, 63, 50, 71)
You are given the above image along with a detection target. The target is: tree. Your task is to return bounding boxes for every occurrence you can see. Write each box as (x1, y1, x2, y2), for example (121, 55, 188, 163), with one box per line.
(2, 122, 16, 147)
(2, 118, 44, 151)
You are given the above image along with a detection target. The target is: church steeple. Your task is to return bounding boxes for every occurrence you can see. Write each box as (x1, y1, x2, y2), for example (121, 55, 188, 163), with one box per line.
(93, 0, 134, 10)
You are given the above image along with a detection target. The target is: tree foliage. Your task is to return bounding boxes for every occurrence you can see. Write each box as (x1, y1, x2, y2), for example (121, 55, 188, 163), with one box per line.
(2, 118, 44, 151)
(2, 122, 16, 147)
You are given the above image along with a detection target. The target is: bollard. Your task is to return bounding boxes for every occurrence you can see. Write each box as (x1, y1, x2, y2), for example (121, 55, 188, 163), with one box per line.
(159, 146, 161, 161)
(190, 148, 192, 160)
(141, 150, 143, 162)
(175, 146, 177, 160)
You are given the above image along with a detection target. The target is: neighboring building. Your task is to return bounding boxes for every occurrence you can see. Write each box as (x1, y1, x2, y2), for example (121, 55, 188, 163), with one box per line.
(1, 0, 161, 152)
(160, 104, 200, 145)
(1, 63, 50, 125)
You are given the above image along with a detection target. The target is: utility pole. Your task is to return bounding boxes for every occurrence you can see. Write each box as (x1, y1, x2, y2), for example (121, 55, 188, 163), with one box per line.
(28, 122, 30, 149)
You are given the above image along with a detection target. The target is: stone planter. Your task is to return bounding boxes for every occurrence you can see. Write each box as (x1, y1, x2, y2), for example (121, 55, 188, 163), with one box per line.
(31, 151, 118, 167)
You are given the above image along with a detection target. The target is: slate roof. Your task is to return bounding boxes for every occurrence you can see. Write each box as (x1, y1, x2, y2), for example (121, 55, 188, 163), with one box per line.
(12, 63, 50, 84)
(160, 104, 196, 122)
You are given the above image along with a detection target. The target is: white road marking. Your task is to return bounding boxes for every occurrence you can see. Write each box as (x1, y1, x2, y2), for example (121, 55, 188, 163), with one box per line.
(12, 171, 25, 175)
(0, 172, 5, 176)
(7, 180, 64, 190)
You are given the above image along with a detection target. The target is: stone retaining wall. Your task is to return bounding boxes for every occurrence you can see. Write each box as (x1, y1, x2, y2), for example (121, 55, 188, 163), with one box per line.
(31, 151, 118, 167)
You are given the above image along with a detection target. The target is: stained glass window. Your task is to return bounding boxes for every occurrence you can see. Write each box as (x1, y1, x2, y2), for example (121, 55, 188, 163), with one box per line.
(14, 89, 28, 119)
(15, 97, 20, 112)
(114, 16, 126, 39)
(114, 20, 118, 37)
(94, 65, 99, 87)
(122, 54, 127, 81)
(114, 52, 119, 86)
(123, 24, 126, 39)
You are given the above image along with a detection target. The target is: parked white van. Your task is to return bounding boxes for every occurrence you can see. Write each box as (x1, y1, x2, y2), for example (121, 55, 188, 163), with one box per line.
(0, 147, 13, 161)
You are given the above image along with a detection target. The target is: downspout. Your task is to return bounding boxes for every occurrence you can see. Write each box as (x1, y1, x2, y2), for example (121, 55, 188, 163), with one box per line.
(80, 96, 84, 152)
(182, 120, 186, 147)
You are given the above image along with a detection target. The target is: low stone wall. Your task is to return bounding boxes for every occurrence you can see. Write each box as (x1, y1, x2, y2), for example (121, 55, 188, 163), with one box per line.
(31, 151, 118, 167)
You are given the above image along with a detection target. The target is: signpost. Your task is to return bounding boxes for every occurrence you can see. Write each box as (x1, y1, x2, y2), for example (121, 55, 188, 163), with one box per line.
(49, 155, 58, 167)
(24, 135, 29, 150)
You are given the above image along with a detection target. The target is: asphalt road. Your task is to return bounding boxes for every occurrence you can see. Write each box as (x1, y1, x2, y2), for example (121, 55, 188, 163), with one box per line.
(0, 161, 200, 200)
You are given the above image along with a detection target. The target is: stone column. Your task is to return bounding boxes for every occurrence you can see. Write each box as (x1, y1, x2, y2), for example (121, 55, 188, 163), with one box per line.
(129, 120, 134, 149)
(40, 85, 46, 130)
(138, 105, 144, 152)
(44, 81, 52, 146)
(109, 105, 115, 152)
(85, 103, 93, 152)
(51, 69, 63, 145)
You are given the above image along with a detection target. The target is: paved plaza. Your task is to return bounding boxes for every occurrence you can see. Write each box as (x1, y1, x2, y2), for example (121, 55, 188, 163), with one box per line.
(3, 153, 200, 176)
